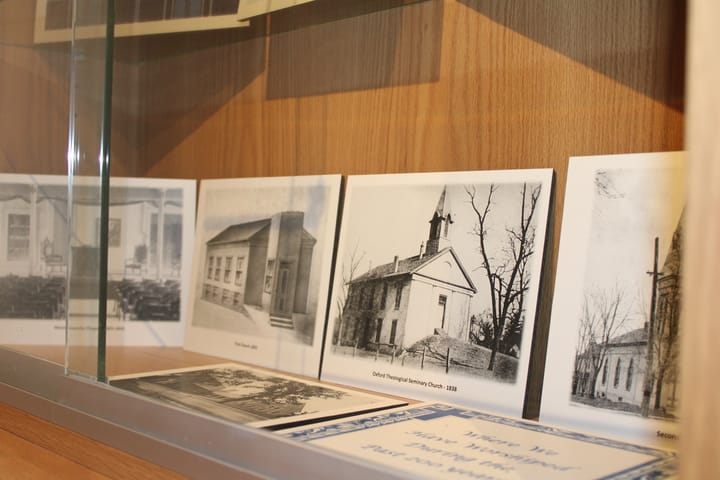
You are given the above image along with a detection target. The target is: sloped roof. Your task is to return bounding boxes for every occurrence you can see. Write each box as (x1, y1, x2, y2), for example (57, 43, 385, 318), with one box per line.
(351, 250, 443, 283)
(608, 327, 647, 346)
(301, 229, 317, 244)
(350, 247, 476, 292)
(207, 219, 271, 245)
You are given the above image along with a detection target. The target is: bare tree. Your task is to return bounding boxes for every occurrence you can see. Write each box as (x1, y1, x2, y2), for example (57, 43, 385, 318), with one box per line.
(333, 242, 365, 345)
(501, 237, 532, 357)
(469, 309, 495, 349)
(573, 298, 598, 396)
(594, 170, 624, 199)
(466, 183, 541, 371)
(578, 285, 631, 398)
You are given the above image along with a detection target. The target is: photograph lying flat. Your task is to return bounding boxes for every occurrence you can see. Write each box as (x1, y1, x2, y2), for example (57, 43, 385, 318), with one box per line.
(110, 363, 406, 430)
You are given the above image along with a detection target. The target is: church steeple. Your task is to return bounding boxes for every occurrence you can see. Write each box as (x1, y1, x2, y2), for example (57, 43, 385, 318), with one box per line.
(426, 186, 453, 255)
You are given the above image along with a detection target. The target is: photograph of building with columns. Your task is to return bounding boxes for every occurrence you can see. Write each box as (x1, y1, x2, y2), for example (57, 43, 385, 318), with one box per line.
(0, 174, 194, 326)
(0, 176, 68, 321)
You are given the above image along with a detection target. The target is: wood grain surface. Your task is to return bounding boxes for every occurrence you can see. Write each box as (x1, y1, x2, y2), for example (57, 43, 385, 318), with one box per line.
(0, 402, 189, 480)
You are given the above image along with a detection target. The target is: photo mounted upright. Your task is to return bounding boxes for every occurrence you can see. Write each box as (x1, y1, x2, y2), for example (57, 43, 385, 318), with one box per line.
(0, 174, 196, 347)
(320, 170, 553, 417)
(184, 175, 341, 378)
(541, 152, 685, 449)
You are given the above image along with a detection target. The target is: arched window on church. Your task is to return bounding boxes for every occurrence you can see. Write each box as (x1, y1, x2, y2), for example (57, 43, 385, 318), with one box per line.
(444, 214, 452, 237)
(613, 359, 622, 388)
(601, 358, 608, 385)
(626, 358, 634, 391)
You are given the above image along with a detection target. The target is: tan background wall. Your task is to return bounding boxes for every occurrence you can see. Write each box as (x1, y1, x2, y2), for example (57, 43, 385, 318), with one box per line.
(1, 0, 686, 224)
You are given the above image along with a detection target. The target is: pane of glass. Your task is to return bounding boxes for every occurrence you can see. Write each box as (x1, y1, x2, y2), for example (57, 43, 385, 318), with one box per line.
(65, 2, 113, 380)
(0, 0, 73, 367)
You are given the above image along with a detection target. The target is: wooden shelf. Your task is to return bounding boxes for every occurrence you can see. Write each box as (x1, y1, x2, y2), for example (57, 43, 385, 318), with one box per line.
(0, 402, 192, 480)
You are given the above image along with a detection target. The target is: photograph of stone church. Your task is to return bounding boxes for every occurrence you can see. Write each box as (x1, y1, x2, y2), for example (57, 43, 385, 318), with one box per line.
(328, 173, 552, 384)
(335, 187, 477, 352)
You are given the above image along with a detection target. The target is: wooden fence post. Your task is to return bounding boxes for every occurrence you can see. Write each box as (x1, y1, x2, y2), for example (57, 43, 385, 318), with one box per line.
(445, 347, 450, 373)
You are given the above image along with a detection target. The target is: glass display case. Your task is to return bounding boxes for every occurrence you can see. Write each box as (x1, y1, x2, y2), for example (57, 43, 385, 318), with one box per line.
(1, 0, 716, 478)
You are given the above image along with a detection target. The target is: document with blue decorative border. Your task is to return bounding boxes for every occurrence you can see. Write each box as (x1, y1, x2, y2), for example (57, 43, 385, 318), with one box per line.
(284, 402, 676, 479)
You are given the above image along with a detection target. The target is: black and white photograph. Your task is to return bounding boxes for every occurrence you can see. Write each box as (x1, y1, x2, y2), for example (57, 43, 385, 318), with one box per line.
(110, 363, 405, 430)
(0, 175, 68, 328)
(321, 170, 553, 417)
(184, 175, 341, 377)
(541, 152, 684, 448)
(0, 174, 196, 346)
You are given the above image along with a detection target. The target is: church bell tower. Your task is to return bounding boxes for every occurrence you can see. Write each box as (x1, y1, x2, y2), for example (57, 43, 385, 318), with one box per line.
(425, 186, 453, 255)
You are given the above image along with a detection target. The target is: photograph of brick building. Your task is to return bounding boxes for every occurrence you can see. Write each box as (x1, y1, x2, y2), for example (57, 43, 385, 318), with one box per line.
(200, 211, 316, 329)
(185, 175, 341, 377)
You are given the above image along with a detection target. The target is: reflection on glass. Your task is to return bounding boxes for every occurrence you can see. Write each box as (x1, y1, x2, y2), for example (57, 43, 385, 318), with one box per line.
(65, 0, 113, 380)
